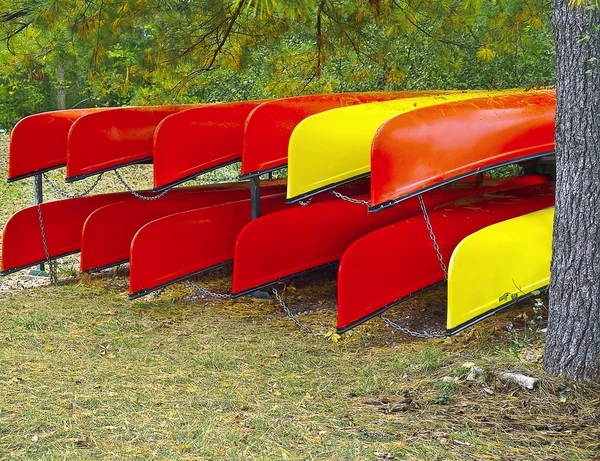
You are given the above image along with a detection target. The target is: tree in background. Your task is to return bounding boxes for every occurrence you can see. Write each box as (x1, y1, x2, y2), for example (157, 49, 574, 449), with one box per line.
(1, 0, 554, 128)
(543, 0, 600, 381)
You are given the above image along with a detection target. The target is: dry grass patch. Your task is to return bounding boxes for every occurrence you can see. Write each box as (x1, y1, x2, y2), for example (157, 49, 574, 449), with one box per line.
(0, 135, 599, 460)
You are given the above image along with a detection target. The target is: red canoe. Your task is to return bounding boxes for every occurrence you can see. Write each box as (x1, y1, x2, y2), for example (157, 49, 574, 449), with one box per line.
(1, 192, 135, 274)
(337, 182, 556, 333)
(153, 101, 266, 191)
(8, 108, 108, 182)
(239, 92, 430, 178)
(369, 90, 556, 212)
(231, 175, 550, 297)
(80, 180, 286, 272)
(128, 192, 290, 299)
(66, 105, 201, 182)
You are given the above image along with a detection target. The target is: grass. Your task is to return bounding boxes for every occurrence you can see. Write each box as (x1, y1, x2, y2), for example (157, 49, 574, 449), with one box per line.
(0, 134, 599, 460)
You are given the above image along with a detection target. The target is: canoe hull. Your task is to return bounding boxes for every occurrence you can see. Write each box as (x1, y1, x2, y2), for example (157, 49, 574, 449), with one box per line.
(128, 193, 290, 299)
(8, 108, 107, 182)
(240, 92, 423, 178)
(286, 91, 508, 203)
(337, 182, 556, 333)
(447, 207, 554, 334)
(80, 181, 286, 273)
(1, 192, 135, 274)
(153, 101, 265, 191)
(66, 105, 201, 182)
(370, 90, 556, 211)
(231, 175, 549, 297)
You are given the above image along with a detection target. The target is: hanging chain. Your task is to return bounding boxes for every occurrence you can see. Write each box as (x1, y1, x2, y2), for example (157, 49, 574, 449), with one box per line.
(43, 172, 103, 199)
(35, 203, 58, 285)
(380, 315, 447, 339)
(186, 280, 232, 299)
(331, 190, 370, 206)
(272, 287, 320, 335)
(418, 195, 448, 280)
(113, 169, 170, 200)
(379, 195, 449, 338)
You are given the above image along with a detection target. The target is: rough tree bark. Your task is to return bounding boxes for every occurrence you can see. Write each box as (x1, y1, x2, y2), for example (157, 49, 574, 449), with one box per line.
(543, 0, 600, 381)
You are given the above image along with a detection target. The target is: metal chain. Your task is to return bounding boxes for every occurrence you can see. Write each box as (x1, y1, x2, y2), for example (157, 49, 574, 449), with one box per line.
(418, 195, 448, 280)
(35, 203, 58, 285)
(113, 169, 170, 200)
(186, 280, 232, 299)
(378, 195, 450, 339)
(331, 190, 370, 206)
(380, 315, 447, 339)
(272, 287, 320, 335)
(43, 172, 103, 199)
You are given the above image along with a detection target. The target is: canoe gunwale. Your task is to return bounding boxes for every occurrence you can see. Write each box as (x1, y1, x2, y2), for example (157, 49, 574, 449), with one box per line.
(153, 159, 242, 193)
(231, 261, 339, 298)
(336, 281, 446, 334)
(369, 151, 554, 213)
(65, 156, 153, 183)
(446, 285, 549, 336)
(0, 250, 80, 276)
(7, 164, 67, 183)
(128, 259, 233, 300)
(286, 172, 370, 205)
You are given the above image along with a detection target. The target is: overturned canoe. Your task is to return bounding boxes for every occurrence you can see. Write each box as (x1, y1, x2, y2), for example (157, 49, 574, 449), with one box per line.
(370, 90, 556, 211)
(239, 92, 425, 178)
(66, 105, 201, 182)
(8, 108, 108, 182)
(153, 101, 266, 192)
(447, 207, 554, 334)
(128, 192, 290, 299)
(231, 175, 549, 297)
(1, 192, 135, 274)
(336, 182, 555, 333)
(80, 180, 286, 272)
(286, 90, 511, 203)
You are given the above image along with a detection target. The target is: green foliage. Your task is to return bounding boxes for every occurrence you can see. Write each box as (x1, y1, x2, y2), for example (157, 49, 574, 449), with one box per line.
(0, 0, 556, 128)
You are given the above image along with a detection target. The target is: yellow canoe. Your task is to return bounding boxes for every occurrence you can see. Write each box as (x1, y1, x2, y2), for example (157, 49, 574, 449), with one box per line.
(286, 90, 517, 202)
(447, 207, 554, 333)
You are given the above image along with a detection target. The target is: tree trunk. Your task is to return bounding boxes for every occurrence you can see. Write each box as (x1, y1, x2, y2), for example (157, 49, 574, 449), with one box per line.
(543, 0, 600, 381)
(56, 62, 66, 110)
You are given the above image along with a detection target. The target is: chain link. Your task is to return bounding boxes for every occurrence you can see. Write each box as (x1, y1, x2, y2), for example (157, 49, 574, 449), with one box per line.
(43, 172, 103, 199)
(113, 169, 170, 200)
(272, 287, 320, 335)
(36, 202, 58, 285)
(186, 280, 232, 299)
(331, 190, 370, 206)
(380, 315, 447, 339)
(418, 195, 448, 280)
